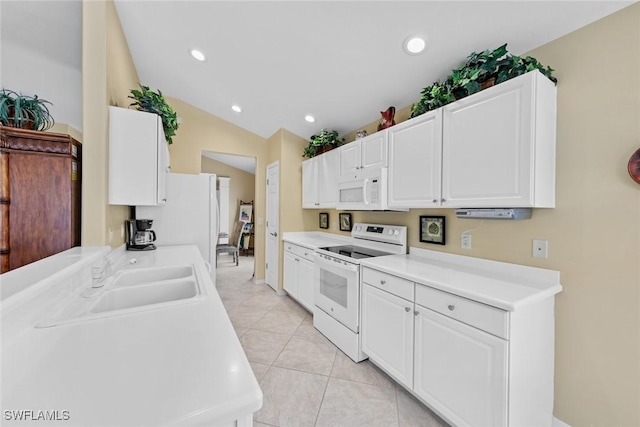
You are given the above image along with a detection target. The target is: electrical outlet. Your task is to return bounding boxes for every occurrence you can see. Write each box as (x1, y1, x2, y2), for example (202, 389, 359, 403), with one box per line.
(533, 240, 548, 259)
(461, 233, 472, 250)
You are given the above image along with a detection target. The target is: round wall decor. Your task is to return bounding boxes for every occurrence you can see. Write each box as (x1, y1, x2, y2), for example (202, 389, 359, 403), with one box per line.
(628, 147, 640, 185)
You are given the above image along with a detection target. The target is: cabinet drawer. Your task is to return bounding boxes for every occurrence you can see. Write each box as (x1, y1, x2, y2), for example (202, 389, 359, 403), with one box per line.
(284, 243, 314, 262)
(415, 285, 509, 339)
(362, 268, 414, 301)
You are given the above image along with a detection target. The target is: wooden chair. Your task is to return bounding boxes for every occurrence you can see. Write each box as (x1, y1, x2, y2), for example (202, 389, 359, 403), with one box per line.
(216, 220, 245, 266)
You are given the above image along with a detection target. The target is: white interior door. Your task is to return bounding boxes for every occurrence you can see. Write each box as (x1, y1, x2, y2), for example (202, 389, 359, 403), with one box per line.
(265, 161, 279, 291)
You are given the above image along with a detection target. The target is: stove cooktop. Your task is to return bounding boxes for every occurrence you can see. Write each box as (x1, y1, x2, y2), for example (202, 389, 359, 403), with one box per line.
(318, 245, 392, 260)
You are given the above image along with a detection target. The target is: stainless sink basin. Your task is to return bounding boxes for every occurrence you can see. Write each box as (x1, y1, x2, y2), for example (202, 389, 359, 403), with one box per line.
(91, 279, 198, 313)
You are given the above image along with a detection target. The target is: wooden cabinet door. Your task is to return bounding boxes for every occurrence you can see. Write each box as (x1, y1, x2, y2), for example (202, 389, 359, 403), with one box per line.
(361, 283, 414, 389)
(297, 258, 315, 313)
(360, 131, 387, 171)
(339, 140, 361, 177)
(283, 251, 298, 297)
(414, 306, 508, 427)
(318, 149, 339, 207)
(441, 73, 535, 208)
(387, 110, 442, 208)
(301, 157, 318, 208)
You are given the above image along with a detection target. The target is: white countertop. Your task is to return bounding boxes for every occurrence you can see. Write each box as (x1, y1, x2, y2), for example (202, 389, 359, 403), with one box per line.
(1, 245, 262, 426)
(360, 248, 562, 311)
(282, 231, 352, 250)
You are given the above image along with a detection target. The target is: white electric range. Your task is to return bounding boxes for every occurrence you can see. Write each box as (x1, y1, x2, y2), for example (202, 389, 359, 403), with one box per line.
(313, 223, 407, 362)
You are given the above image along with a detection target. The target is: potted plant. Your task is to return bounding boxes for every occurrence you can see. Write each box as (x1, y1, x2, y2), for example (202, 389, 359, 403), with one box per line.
(411, 44, 557, 118)
(302, 129, 345, 158)
(0, 89, 55, 131)
(129, 84, 180, 144)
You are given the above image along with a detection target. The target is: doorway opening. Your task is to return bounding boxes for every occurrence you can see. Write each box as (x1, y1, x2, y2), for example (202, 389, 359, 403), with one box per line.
(201, 151, 256, 285)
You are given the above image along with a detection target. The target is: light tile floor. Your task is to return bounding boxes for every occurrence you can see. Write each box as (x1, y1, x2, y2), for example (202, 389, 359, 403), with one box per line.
(216, 255, 449, 427)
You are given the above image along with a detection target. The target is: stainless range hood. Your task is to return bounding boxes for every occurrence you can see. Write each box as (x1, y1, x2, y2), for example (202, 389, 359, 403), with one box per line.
(454, 208, 532, 220)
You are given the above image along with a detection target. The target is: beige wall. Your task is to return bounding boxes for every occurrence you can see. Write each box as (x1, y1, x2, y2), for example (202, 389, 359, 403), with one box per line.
(82, 0, 137, 248)
(166, 97, 268, 279)
(304, 5, 640, 425)
(201, 156, 256, 230)
(267, 129, 316, 290)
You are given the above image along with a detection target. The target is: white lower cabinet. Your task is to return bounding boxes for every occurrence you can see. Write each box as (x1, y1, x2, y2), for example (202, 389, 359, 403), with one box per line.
(361, 284, 414, 389)
(283, 243, 315, 313)
(361, 264, 556, 427)
(414, 306, 508, 427)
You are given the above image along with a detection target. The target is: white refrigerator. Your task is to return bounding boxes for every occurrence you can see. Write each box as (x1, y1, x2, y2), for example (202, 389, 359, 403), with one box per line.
(136, 173, 218, 281)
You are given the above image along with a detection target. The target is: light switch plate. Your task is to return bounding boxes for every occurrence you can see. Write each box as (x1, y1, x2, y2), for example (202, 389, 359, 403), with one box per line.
(533, 240, 548, 259)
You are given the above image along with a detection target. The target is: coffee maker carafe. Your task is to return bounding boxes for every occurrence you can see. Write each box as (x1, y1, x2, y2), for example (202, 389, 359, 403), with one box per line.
(126, 219, 157, 251)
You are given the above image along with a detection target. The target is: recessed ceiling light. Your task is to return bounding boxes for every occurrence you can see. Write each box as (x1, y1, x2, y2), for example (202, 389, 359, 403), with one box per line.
(190, 49, 206, 61)
(304, 115, 316, 123)
(403, 35, 427, 55)
(231, 105, 242, 113)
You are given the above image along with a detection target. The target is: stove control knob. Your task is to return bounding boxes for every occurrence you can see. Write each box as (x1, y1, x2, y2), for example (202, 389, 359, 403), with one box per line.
(388, 229, 393, 235)
(393, 230, 400, 236)
(355, 226, 362, 231)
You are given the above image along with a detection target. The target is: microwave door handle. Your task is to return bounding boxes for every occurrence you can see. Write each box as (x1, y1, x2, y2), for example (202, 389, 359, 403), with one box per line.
(362, 178, 369, 205)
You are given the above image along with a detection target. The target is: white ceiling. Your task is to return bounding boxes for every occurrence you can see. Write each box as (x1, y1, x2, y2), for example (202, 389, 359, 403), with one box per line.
(202, 151, 257, 175)
(113, 1, 635, 141)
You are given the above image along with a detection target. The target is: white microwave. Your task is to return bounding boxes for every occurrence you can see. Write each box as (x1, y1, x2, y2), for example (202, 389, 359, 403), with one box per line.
(336, 167, 392, 211)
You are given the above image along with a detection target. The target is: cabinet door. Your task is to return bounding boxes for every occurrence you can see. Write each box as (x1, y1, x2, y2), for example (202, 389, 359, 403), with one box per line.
(156, 122, 169, 205)
(360, 131, 387, 171)
(318, 149, 340, 207)
(283, 251, 299, 297)
(302, 157, 318, 208)
(387, 110, 442, 208)
(339, 140, 361, 177)
(442, 73, 534, 207)
(109, 106, 164, 206)
(414, 307, 508, 427)
(297, 258, 315, 313)
(361, 284, 414, 389)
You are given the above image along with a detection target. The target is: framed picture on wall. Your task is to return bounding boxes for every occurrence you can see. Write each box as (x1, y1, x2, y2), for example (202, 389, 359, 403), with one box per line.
(319, 212, 329, 229)
(239, 204, 253, 222)
(419, 215, 445, 245)
(339, 213, 352, 232)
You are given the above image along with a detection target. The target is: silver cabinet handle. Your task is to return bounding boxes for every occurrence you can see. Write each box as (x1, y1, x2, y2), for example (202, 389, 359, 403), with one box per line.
(432, 199, 438, 203)
(405, 307, 411, 312)
(448, 305, 455, 311)
(441, 198, 447, 202)
(271, 232, 278, 237)
(414, 310, 419, 316)
(380, 280, 386, 285)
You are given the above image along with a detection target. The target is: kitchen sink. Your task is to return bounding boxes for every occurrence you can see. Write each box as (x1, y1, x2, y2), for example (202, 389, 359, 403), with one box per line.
(112, 265, 194, 287)
(91, 279, 198, 313)
(35, 264, 203, 328)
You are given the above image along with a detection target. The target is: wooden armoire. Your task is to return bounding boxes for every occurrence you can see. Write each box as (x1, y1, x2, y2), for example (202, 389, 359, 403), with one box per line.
(0, 127, 82, 273)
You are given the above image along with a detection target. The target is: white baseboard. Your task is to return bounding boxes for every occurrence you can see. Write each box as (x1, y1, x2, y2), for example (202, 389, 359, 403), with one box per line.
(253, 278, 265, 285)
(276, 289, 287, 296)
(553, 416, 571, 427)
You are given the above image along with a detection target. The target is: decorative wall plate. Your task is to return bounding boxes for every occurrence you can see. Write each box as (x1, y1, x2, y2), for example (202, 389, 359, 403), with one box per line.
(629, 147, 640, 185)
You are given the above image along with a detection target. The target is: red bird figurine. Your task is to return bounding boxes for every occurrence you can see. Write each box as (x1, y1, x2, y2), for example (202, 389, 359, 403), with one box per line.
(378, 106, 396, 131)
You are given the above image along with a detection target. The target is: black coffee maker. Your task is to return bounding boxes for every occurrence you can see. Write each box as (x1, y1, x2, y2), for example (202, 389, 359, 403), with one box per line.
(126, 219, 157, 251)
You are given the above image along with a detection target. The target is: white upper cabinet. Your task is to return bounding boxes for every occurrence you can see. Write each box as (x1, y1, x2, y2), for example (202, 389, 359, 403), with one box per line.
(388, 110, 443, 208)
(302, 148, 340, 209)
(109, 106, 170, 206)
(302, 157, 319, 208)
(441, 70, 557, 208)
(318, 148, 340, 207)
(339, 131, 387, 177)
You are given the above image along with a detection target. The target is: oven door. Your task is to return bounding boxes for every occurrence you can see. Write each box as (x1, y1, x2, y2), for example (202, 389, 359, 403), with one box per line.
(313, 253, 360, 332)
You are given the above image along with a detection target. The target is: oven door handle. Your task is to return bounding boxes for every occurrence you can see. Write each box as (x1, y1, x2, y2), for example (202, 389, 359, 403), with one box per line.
(313, 253, 359, 273)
